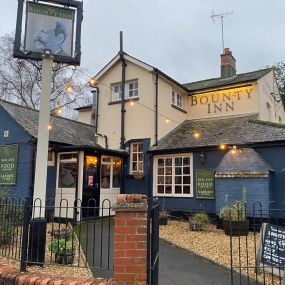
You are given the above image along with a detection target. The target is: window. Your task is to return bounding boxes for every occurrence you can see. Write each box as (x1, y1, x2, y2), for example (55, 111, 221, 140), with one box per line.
(111, 80, 139, 101)
(172, 91, 184, 109)
(154, 154, 193, 197)
(130, 142, 144, 173)
(58, 152, 77, 188)
(101, 156, 121, 189)
(48, 149, 55, 166)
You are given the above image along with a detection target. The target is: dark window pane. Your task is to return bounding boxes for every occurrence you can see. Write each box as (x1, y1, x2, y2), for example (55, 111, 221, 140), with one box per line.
(183, 167, 190, 175)
(138, 143, 144, 152)
(60, 153, 77, 160)
(101, 164, 110, 189)
(183, 176, 190, 184)
(138, 153, 144, 162)
(158, 159, 164, 167)
(157, 176, 164, 184)
(183, 186, 190, 194)
(175, 186, 182, 194)
(165, 167, 172, 175)
(175, 167, 182, 175)
(132, 162, 138, 171)
(113, 158, 121, 188)
(157, 185, 164, 194)
(183, 157, 190, 166)
(58, 162, 77, 188)
(138, 162, 143, 171)
(165, 176, 172, 184)
(133, 144, 138, 152)
(166, 158, 172, 166)
(165, 186, 172, 194)
(175, 157, 182, 166)
(158, 168, 164, 175)
(132, 153, 137, 162)
(175, 176, 182, 184)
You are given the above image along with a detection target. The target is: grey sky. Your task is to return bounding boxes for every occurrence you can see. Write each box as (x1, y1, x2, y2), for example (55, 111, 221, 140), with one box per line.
(1, 0, 284, 84)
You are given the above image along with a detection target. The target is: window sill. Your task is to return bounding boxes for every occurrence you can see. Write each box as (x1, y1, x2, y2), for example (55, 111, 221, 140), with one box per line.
(108, 97, 139, 105)
(171, 104, 187, 114)
(155, 194, 193, 198)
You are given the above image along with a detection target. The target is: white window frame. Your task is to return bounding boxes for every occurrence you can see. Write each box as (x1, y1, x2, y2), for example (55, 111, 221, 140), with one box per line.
(130, 142, 144, 174)
(48, 149, 55, 166)
(111, 79, 139, 102)
(172, 90, 184, 109)
(153, 153, 193, 197)
(101, 156, 121, 190)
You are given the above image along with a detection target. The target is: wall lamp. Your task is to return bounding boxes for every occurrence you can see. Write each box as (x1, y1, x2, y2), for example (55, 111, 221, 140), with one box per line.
(199, 151, 207, 164)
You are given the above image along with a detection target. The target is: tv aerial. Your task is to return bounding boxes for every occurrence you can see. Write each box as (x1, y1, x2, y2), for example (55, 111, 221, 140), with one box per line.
(211, 10, 234, 51)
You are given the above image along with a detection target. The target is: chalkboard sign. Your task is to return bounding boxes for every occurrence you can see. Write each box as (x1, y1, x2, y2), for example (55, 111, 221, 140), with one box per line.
(257, 223, 285, 277)
(196, 169, 215, 199)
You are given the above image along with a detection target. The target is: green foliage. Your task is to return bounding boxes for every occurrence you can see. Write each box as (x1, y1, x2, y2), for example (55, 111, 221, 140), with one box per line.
(191, 213, 210, 226)
(219, 202, 247, 221)
(49, 238, 74, 256)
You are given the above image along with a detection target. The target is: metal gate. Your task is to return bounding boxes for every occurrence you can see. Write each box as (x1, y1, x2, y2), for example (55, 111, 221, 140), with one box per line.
(229, 203, 285, 285)
(147, 198, 159, 285)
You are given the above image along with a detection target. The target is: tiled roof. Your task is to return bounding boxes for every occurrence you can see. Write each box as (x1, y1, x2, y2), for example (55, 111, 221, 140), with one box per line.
(0, 100, 101, 148)
(150, 115, 285, 152)
(184, 68, 272, 92)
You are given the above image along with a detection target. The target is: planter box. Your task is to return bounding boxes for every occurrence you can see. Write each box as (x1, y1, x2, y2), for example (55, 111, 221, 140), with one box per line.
(223, 220, 249, 236)
(159, 217, 168, 226)
(55, 252, 74, 265)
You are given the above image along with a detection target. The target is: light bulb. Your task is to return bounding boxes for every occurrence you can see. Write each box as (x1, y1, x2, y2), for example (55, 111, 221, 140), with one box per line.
(89, 78, 97, 87)
(66, 83, 74, 93)
(130, 101, 135, 106)
(194, 132, 200, 138)
(165, 118, 170, 123)
(220, 144, 226, 150)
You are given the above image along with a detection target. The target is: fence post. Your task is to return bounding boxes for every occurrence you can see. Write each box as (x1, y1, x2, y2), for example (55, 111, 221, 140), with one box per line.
(113, 194, 148, 285)
(20, 198, 31, 272)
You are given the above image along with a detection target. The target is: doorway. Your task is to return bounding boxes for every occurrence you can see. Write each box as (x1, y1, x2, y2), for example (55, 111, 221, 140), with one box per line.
(82, 155, 100, 218)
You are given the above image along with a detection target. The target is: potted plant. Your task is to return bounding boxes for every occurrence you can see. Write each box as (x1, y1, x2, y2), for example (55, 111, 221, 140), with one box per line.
(159, 210, 169, 225)
(189, 213, 210, 231)
(219, 202, 249, 236)
(49, 238, 75, 265)
(133, 171, 144, 180)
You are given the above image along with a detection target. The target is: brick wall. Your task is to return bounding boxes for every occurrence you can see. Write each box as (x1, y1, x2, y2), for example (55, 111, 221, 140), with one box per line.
(113, 194, 148, 285)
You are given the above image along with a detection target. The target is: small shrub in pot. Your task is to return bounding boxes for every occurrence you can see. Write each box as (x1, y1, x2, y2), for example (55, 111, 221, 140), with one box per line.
(189, 213, 210, 231)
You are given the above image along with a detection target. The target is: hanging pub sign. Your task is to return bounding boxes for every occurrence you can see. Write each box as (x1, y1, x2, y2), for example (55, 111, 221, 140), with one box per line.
(256, 223, 285, 277)
(0, 145, 19, 185)
(196, 169, 215, 199)
(14, 0, 83, 65)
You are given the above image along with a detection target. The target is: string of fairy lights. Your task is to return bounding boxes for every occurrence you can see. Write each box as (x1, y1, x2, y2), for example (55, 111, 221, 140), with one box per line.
(50, 65, 238, 152)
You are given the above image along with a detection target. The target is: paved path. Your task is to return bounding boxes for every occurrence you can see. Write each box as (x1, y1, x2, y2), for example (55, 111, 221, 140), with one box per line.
(159, 239, 255, 285)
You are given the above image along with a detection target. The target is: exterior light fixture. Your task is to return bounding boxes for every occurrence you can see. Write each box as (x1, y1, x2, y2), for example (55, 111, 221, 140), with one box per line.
(165, 118, 170, 123)
(199, 151, 207, 164)
(231, 145, 237, 154)
(220, 144, 227, 150)
(89, 77, 97, 87)
(130, 101, 135, 106)
(66, 83, 74, 93)
(194, 132, 200, 139)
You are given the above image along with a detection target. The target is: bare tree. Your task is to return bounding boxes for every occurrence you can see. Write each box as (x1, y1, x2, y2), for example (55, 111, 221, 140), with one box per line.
(0, 33, 91, 118)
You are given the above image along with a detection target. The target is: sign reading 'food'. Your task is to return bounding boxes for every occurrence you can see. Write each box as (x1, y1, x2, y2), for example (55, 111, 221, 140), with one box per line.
(0, 145, 18, 185)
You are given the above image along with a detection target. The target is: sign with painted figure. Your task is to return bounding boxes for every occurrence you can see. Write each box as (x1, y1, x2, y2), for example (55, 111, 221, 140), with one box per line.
(0, 145, 18, 185)
(196, 169, 215, 199)
(189, 86, 258, 120)
(25, 2, 75, 57)
(257, 223, 285, 277)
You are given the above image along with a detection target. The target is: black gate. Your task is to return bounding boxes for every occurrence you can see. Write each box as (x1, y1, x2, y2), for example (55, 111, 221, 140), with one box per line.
(147, 198, 159, 285)
(229, 203, 285, 285)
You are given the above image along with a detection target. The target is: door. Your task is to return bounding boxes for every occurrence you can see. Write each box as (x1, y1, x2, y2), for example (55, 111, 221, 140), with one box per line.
(55, 152, 78, 219)
(100, 156, 122, 216)
(82, 155, 100, 218)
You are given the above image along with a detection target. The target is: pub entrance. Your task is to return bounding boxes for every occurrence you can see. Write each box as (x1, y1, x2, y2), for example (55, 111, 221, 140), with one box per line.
(82, 155, 100, 218)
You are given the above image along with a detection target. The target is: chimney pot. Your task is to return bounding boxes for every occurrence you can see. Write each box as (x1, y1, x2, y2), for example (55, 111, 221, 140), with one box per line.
(221, 48, 236, 78)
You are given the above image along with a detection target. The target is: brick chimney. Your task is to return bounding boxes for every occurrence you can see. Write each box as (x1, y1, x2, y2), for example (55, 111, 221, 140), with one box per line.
(220, 48, 236, 78)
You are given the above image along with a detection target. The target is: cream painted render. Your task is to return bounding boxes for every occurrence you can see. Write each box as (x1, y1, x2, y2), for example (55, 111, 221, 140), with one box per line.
(89, 59, 188, 149)
(77, 58, 285, 149)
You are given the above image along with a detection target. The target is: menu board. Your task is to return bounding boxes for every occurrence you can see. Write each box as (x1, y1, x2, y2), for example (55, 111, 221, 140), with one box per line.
(196, 169, 215, 199)
(257, 223, 285, 277)
(0, 145, 18, 185)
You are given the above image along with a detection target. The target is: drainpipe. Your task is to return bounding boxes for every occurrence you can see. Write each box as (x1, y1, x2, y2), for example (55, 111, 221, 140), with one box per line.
(120, 31, 126, 149)
(154, 69, 159, 146)
(91, 87, 100, 137)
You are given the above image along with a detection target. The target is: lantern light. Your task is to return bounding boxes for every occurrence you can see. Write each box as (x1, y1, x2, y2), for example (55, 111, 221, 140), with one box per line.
(89, 77, 97, 87)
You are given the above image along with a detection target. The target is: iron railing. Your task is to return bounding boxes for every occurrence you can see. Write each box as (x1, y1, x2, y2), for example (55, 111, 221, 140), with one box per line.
(0, 197, 114, 278)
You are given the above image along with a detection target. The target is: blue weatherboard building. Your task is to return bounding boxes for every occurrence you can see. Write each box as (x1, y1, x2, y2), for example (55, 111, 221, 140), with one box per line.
(1, 48, 285, 216)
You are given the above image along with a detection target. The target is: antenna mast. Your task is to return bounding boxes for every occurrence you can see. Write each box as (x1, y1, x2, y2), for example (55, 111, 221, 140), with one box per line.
(211, 10, 234, 51)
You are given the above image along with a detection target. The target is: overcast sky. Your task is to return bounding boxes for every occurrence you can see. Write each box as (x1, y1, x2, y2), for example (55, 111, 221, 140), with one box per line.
(1, 0, 285, 84)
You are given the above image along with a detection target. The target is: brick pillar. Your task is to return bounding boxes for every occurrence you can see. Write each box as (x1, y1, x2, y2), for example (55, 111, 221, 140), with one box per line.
(113, 194, 148, 285)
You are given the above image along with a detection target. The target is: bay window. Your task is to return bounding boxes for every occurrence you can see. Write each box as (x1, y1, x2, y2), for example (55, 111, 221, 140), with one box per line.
(154, 154, 193, 197)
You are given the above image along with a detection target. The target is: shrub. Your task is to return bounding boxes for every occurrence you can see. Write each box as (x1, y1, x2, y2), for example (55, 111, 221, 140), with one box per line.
(49, 238, 75, 256)
(219, 202, 247, 221)
(190, 213, 211, 226)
